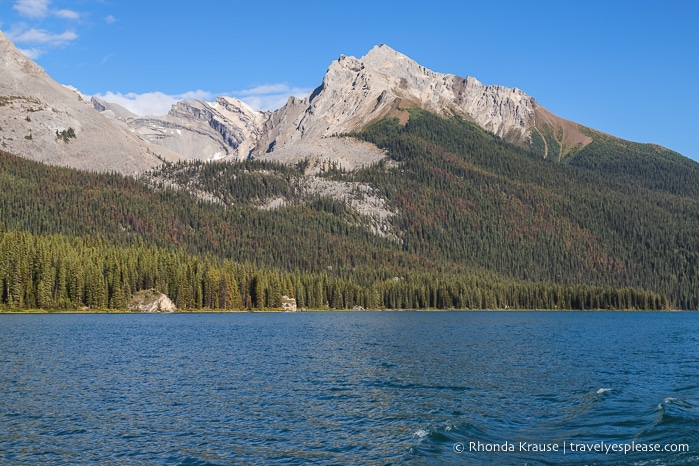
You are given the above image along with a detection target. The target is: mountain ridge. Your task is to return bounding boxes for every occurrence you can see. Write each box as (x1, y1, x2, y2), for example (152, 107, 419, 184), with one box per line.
(92, 43, 598, 170)
(0, 30, 686, 173)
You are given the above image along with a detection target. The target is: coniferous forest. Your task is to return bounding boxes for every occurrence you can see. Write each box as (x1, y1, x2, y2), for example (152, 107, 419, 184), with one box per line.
(1, 108, 698, 310)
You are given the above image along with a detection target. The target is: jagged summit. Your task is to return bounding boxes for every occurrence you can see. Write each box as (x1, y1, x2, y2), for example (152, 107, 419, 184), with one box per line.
(96, 95, 270, 162)
(361, 43, 419, 72)
(251, 43, 545, 164)
(91, 96, 138, 120)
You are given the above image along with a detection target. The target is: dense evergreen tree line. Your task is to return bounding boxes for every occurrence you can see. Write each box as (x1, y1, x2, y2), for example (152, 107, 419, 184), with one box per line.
(0, 228, 665, 311)
(566, 130, 699, 197)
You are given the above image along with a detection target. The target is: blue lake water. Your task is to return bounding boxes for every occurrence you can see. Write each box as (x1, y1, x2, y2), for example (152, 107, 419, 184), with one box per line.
(1, 311, 698, 465)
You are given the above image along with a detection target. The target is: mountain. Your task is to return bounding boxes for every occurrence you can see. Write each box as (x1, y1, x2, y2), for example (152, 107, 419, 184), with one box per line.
(258, 44, 540, 147)
(94, 44, 593, 170)
(1, 36, 698, 311)
(0, 30, 179, 174)
(0, 33, 682, 175)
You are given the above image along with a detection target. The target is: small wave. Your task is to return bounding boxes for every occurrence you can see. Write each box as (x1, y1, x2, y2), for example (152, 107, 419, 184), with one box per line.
(666, 397, 694, 407)
(597, 387, 612, 394)
(177, 457, 221, 466)
(658, 397, 694, 410)
(413, 428, 430, 439)
(411, 421, 487, 445)
(651, 396, 698, 431)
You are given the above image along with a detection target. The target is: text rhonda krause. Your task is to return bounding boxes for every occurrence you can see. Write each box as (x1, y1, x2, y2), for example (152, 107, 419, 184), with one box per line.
(460, 440, 690, 454)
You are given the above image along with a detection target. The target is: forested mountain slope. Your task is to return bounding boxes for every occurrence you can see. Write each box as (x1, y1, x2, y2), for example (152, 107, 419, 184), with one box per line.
(347, 110, 699, 308)
(1, 106, 697, 310)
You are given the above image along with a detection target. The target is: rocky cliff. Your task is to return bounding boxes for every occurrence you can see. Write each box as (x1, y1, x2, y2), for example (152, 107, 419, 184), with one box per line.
(128, 289, 176, 313)
(95, 96, 270, 162)
(247, 44, 557, 169)
(0, 28, 593, 173)
(252, 44, 590, 163)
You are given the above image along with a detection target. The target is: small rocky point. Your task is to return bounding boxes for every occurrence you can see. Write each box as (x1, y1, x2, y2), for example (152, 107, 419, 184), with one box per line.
(129, 289, 176, 313)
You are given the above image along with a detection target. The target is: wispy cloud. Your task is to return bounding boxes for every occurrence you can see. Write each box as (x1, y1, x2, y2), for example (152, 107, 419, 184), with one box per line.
(54, 9, 80, 20)
(105, 15, 117, 24)
(6, 27, 78, 46)
(13, 0, 50, 19)
(8, 1, 81, 59)
(94, 90, 215, 116)
(18, 47, 44, 59)
(234, 84, 312, 111)
(94, 85, 312, 116)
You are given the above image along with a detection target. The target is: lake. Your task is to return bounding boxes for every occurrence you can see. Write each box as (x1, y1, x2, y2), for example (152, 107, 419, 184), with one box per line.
(1, 311, 697, 465)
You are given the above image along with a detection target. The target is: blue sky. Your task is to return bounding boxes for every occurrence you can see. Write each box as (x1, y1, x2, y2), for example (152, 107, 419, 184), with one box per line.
(1, 0, 698, 160)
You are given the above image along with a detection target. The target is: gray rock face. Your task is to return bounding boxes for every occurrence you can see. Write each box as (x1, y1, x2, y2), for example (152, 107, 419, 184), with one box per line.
(0, 32, 581, 174)
(254, 44, 538, 156)
(91, 97, 137, 120)
(97, 97, 270, 162)
(281, 295, 297, 312)
(129, 289, 176, 313)
(0, 30, 179, 174)
(94, 44, 544, 171)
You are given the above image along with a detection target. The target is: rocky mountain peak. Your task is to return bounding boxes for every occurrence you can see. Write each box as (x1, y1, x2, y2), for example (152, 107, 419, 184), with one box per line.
(93, 94, 273, 163)
(252, 43, 542, 162)
(361, 43, 415, 71)
(91, 96, 138, 119)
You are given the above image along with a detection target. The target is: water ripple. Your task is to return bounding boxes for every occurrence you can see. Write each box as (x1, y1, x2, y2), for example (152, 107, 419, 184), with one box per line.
(0, 311, 697, 465)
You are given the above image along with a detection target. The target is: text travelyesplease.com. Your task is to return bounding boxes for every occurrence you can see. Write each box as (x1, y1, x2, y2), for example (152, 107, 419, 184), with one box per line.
(454, 440, 690, 455)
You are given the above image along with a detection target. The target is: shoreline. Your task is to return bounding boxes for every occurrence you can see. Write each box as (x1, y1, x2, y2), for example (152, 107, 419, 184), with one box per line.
(0, 308, 691, 314)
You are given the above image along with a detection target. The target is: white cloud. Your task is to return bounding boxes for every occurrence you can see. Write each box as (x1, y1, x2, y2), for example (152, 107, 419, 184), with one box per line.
(93, 85, 312, 116)
(94, 90, 214, 116)
(54, 9, 80, 20)
(12, 0, 78, 20)
(233, 84, 312, 111)
(13, 0, 50, 18)
(238, 84, 298, 96)
(177, 90, 214, 101)
(7, 27, 78, 46)
(18, 47, 43, 59)
(7, 2, 81, 59)
(105, 15, 117, 24)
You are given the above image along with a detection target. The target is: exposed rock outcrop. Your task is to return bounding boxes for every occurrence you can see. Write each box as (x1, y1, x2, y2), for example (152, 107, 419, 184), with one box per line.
(281, 295, 297, 312)
(129, 289, 176, 313)
(255, 44, 538, 154)
(2, 27, 592, 175)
